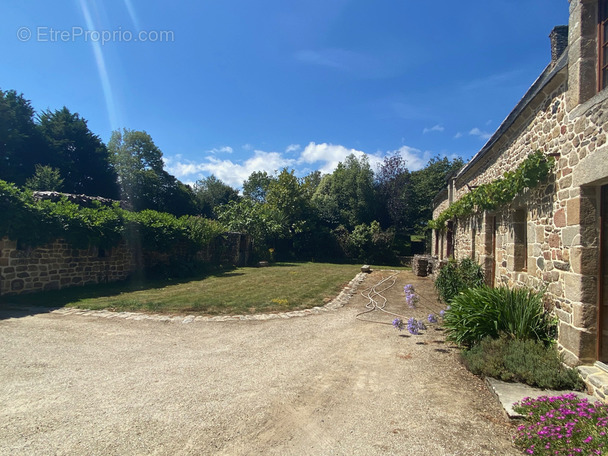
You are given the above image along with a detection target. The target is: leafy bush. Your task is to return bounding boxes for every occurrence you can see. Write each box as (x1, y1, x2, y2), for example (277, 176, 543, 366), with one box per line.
(461, 336, 584, 391)
(444, 285, 554, 347)
(334, 221, 398, 265)
(0, 179, 225, 253)
(434, 257, 485, 304)
(513, 394, 608, 455)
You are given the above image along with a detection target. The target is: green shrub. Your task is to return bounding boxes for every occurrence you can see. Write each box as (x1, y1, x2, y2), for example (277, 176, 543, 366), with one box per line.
(434, 257, 484, 303)
(444, 285, 554, 347)
(461, 336, 584, 390)
(0, 179, 225, 253)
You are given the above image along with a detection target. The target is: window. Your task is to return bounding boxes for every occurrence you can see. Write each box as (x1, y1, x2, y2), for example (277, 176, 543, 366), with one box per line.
(513, 209, 527, 272)
(599, 0, 608, 91)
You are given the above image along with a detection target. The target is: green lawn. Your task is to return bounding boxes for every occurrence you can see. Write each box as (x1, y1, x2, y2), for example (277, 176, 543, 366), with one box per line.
(6, 263, 362, 315)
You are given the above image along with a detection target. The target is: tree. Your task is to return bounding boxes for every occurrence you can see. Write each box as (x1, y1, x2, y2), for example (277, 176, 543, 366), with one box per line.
(193, 175, 240, 218)
(406, 156, 464, 233)
(266, 168, 313, 234)
(375, 153, 410, 231)
(216, 198, 286, 259)
(108, 128, 196, 215)
(242, 170, 275, 203)
(25, 164, 64, 191)
(0, 89, 44, 185)
(312, 154, 375, 229)
(37, 107, 118, 198)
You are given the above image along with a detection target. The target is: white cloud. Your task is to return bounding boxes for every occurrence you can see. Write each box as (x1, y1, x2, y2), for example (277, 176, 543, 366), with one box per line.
(165, 141, 445, 188)
(298, 142, 382, 174)
(454, 132, 463, 139)
(165, 150, 296, 188)
(469, 127, 492, 141)
(423, 124, 445, 134)
(389, 145, 433, 171)
(208, 146, 233, 154)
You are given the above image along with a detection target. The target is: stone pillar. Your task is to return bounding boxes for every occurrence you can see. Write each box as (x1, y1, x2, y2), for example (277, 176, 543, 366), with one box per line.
(567, 0, 599, 110)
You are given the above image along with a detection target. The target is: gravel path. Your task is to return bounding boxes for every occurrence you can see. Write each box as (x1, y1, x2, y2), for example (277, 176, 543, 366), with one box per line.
(0, 271, 519, 455)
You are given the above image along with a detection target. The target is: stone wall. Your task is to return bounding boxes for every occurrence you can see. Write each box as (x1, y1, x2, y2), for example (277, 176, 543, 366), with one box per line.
(0, 238, 135, 296)
(0, 233, 251, 297)
(434, 61, 608, 365)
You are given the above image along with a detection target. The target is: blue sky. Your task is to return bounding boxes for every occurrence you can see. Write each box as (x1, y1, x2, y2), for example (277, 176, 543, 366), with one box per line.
(2, 1, 569, 187)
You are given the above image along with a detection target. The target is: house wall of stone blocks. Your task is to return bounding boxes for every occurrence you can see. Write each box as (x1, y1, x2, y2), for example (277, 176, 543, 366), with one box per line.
(0, 233, 251, 297)
(431, 1, 608, 373)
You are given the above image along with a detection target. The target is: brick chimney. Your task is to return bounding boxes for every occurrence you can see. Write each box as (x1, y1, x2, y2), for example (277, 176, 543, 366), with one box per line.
(549, 25, 569, 63)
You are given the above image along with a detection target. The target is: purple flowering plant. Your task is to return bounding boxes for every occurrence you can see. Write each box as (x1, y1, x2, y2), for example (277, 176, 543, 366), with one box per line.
(407, 317, 419, 335)
(513, 394, 608, 455)
(404, 284, 419, 309)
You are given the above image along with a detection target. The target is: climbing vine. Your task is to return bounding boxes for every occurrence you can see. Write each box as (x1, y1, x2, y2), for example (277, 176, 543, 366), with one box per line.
(428, 151, 554, 231)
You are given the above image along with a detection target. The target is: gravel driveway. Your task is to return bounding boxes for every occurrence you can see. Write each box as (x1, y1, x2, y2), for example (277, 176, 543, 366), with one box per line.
(0, 270, 519, 455)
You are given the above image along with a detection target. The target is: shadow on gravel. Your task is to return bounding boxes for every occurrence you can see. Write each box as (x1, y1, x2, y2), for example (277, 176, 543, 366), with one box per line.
(0, 305, 64, 321)
(0, 265, 241, 320)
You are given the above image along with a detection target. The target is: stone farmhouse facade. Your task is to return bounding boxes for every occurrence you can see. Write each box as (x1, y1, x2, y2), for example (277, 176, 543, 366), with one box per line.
(431, 0, 608, 393)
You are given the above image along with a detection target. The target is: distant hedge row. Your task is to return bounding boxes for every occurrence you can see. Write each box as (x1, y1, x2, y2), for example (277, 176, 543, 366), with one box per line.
(0, 180, 226, 252)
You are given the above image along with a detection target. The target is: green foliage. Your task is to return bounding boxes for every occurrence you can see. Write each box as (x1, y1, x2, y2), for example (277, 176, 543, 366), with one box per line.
(334, 221, 398, 264)
(216, 198, 286, 259)
(25, 164, 64, 191)
(434, 257, 485, 304)
(444, 286, 554, 347)
(461, 336, 584, 390)
(192, 175, 240, 218)
(37, 107, 118, 198)
(0, 88, 45, 185)
(429, 151, 554, 231)
(242, 170, 275, 203)
(312, 154, 375, 230)
(0, 179, 224, 252)
(108, 128, 197, 215)
(408, 156, 463, 233)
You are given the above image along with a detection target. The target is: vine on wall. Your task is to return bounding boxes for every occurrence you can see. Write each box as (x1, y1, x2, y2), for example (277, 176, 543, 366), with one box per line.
(0, 180, 226, 252)
(428, 151, 554, 231)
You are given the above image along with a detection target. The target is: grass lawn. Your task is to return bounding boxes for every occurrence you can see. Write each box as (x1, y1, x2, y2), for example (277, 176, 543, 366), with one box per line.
(5, 262, 364, 315)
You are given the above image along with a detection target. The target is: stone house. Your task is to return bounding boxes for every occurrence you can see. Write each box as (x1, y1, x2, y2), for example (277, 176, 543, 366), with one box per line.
(431, 1, 608, 396)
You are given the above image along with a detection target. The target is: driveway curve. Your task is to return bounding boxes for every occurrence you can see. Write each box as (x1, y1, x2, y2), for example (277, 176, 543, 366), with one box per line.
(0, 270, 518, 455)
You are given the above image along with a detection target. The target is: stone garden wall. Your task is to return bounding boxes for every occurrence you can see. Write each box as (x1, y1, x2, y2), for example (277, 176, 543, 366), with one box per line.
(0, 233, 251, 297)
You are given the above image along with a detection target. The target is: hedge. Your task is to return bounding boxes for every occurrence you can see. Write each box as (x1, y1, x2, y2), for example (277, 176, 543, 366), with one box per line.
(0, 180, 225, 253)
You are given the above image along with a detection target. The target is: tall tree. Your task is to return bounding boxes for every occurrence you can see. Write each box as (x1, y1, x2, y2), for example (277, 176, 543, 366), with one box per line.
(242, 170, 274, 203)
(406, 156, 464, 233)
(108, 128, 196, 215)
(266, 169, 313, 234)
(375, 153, 410, 231)
(0, 89, 44, 185)
(37, 107, 118, 198)
(312, 154, 375, 229)
(193, 175, 240, 218)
